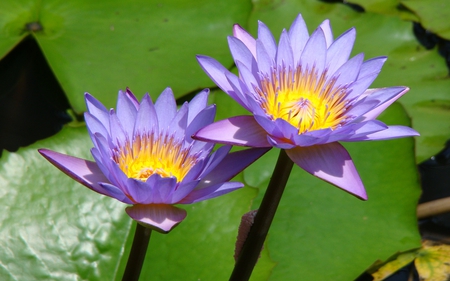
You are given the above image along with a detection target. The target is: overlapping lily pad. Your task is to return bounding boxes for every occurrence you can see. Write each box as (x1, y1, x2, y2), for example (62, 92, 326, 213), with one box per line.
(0, 0, 437, 280)
(0, 0, 252, 112)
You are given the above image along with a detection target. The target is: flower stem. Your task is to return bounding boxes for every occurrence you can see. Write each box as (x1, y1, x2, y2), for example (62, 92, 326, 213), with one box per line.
(230, 149, 294, 281)
(122, 223, 152, 281)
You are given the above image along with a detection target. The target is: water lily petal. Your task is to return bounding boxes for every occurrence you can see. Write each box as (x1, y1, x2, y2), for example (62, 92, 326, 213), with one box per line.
(346, 125, 419, 141)
(288, 13, 309, 65)
(187, 89, 209, 124)
(286, 143, 367, 199)
(134, 93, 158, 136)
(116, 89, 138, 139)
(186, 105, 216, 143)
(319, 19, 333, 47)
(194, 116, 271, 147)
(179, 181, 244, 204)
(84, 93, 109, 129)
(229, 36, 255, 69)
(276, 29, 294, 68)
(198, 147, 270, 188)
(233, 24, 256, 57)
(326, 28, 355, 75)
(300, 25, 326, 74)
(126, 204, 187, 234)
(155, 87, 177, 130)
(196, 55, 236, 95)
(258, 20, 277, 60)
(362, 87, 409, 120)
(256, 39, 273, 76)
(38, 149, 133, 204)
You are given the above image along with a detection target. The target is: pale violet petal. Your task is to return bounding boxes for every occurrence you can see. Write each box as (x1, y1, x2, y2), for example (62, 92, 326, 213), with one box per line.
(38, 149, 133, 204)
(233, 24, 256, 57)
(276, 29, 294, 68)
(319, 19, 333, 47)
(155, 88, 177, 130)
(196, 55, 235, 93)
(345, 125, 419, 141)
(126, 204, 187, 233)
(286, 143, 367, 199)
(326, 28, 356, 75)
(178, 182, 243, 204)
(288, 14, 309, 65)
(300, 26, 327, 75)
(187, 89, 209, 125)
(193, 116, 271, 147)
(258, 20, 277, 60)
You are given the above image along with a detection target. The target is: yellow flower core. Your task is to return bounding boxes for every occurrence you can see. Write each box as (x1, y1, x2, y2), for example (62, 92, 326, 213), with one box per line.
(256, 66, 349, 134)
(114, 133, 196, 182)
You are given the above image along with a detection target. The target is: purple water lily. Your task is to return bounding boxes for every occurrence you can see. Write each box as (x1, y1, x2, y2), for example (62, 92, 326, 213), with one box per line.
(39, 88, 267, 233)
(195, 14, 419, 200)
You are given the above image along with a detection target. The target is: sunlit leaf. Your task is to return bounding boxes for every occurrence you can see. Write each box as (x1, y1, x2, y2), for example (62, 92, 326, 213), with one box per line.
(0, 0, 252, 112)
(0, 126, 132, 280)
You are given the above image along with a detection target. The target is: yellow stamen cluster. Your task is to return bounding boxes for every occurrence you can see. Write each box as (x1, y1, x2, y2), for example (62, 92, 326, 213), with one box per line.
(114, 133, 196, 182)
(256, 65, 349, 134)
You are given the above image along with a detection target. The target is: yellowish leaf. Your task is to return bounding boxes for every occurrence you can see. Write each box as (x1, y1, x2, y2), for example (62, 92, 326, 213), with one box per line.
(371, 251, 416, 281)
(415, 241, 450, 281)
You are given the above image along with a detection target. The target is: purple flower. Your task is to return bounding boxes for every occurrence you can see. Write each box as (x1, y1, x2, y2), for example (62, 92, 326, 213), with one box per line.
(39, 88, 267, 233)
(195, 14, 419, 200)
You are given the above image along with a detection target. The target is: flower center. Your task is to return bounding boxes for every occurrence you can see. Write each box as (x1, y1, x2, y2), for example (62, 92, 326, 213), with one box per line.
(114, 133, 197, 182)
(256, 65, 350, 134)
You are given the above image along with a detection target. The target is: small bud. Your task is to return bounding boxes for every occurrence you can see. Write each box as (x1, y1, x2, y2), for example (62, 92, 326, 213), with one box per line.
(234, 209, 262, 262)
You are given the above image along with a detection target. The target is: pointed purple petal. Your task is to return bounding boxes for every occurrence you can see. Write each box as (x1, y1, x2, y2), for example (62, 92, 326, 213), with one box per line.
(97, 182, 135, 204)
(155, 88, 177, 130)
(258, 20, 277, 60)
(196, 55, 235, 94)
(85, 93, 109, 129)
(229, 36, 255, 69)
(38, 149, 133, 204)
(134, 94, 158, 136)
(225, 72, 252, 111)
(288, 14, 309, 66)
(256, 39, 273, 76)
(300, 26, 327, 74)
(186, 105, 216, 143)
(345, 125, 419, 141)
(171, 180, 200, 203)
(116, 90, 138, 139)
(198, 147, 270, 188)
(362, 87, 409, 120)
(179, 182, 244, 204)
(326, 28, 356, 75)
(330, 53, 364, 86)
(167, 102, 188, 141)
(233, 24, 256, 57)
(193, 116, 271, 147)
(285, 143, 367, 199)
(126, 204, 187, 234)
(319, 19, 333, 47)
(276, 29, 294, 68)
(187, 89, 209, 124)
(84, 112, 108, 142)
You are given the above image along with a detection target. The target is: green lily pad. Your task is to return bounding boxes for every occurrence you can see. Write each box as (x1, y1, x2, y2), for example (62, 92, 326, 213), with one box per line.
(0, 0, 436, 280)
(0, 126, 132, 280)
(401, 0, 450, 40)
(0, 0, 252, 112)
(344, 0, 418, 20)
